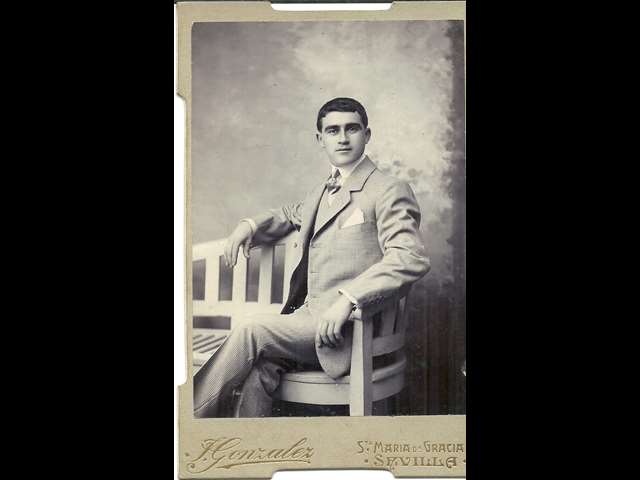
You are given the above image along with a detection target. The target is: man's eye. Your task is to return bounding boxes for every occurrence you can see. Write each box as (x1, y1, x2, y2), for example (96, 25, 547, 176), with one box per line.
(327, 129, 338, 135)
(348, 126, 359, 133)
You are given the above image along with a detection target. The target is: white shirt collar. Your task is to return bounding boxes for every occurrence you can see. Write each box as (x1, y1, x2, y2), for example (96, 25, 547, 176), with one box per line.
(331, 153, 366, 180)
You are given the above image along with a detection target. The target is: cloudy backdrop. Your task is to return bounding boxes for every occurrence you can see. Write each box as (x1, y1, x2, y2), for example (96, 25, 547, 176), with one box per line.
(191, 19, 463, 288)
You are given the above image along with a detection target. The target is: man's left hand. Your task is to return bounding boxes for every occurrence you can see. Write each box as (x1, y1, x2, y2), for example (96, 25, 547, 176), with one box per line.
(315, 296, 355, 349)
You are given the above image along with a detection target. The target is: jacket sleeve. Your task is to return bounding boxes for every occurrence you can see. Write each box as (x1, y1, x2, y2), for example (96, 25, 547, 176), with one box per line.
(248, 202, 304, 246)
(342, 181, 430, 308)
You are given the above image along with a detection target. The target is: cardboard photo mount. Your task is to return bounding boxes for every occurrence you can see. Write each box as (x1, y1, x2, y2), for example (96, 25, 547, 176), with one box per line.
(177, 2, 466, 478)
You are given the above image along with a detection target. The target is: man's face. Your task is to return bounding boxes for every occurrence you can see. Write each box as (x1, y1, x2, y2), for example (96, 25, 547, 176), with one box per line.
(316, 111, 371, 168)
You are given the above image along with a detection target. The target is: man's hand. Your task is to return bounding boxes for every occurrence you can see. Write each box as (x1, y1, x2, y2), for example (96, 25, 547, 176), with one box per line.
(223, 221, 253, 267)
(315, 295, 355, 349)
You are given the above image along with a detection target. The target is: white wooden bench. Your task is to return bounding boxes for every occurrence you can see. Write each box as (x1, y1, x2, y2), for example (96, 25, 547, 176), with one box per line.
(191, 232, 297, 371)
(191, 231, 410, 416)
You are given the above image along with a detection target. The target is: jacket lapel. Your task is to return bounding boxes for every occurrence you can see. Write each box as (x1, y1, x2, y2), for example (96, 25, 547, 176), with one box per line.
(311, 156, 377, 238)
(299, 181, 326, 249)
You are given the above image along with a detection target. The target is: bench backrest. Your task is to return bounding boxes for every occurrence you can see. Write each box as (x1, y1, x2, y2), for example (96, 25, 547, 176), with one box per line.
(192, 232, 298, 327)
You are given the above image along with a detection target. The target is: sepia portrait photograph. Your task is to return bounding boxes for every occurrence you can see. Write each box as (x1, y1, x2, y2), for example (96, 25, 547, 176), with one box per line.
(188, 15, 465, 420)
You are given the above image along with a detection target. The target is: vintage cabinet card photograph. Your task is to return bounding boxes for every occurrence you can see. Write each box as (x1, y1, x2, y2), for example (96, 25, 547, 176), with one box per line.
(177, 1, 466, 478)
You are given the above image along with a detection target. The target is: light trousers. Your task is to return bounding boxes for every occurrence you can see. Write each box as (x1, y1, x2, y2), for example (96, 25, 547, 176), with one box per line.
(193, 305, 320, 418)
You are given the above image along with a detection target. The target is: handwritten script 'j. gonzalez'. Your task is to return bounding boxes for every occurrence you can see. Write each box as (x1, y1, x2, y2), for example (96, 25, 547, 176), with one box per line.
(185, 437, 314, 473)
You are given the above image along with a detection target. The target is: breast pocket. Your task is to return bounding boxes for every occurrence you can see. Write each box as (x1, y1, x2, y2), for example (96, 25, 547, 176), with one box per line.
(337, 221, 377, 234)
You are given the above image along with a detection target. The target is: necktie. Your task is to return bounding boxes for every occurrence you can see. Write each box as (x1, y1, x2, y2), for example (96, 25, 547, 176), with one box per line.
(326, 169, 341, 194)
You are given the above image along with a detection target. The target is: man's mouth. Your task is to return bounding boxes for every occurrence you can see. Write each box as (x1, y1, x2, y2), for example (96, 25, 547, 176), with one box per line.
(336, 148, 352, 152)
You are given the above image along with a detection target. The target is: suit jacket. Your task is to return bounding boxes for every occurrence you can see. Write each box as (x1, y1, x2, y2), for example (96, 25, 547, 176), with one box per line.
(250, 156, 430, 378)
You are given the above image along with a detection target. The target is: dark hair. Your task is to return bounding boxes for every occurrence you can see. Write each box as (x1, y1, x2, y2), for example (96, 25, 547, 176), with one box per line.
(316, 97, 368, 132)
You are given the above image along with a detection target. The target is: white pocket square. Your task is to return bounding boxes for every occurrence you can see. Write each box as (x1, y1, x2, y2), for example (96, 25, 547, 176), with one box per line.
(341, 208, 365, 228)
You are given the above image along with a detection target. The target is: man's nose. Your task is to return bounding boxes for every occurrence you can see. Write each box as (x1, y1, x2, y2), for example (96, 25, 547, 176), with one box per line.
(338, 130, 348, 143)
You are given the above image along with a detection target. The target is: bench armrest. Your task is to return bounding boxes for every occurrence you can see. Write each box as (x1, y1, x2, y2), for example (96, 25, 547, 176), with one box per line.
(350, 286, 410, 322)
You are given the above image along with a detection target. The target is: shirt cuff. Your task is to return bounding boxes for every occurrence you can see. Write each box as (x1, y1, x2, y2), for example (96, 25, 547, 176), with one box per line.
(239, 218, 257, 236)
(338, 289, 360, 309)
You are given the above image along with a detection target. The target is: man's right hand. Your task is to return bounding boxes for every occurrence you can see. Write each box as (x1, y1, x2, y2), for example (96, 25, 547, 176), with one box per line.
(223, 221, 254, 267)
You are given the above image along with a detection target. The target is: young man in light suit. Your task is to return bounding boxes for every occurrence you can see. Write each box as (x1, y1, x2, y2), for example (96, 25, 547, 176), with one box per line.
(194, 97, 430, 418)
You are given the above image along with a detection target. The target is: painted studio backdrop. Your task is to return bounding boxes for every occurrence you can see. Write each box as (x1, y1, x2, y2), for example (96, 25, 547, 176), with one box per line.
(191, 21, 465, 415)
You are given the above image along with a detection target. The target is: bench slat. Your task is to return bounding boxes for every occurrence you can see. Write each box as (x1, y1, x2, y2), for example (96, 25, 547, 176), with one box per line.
(232, 253, 247, 303)
(258, 246, 274, 305)
(373, 331, 405, 356)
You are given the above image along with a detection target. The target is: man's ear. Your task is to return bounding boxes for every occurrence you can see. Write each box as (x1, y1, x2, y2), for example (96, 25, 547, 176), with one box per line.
(316, 132, 324, 147)
(364, 127, 371, 144)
